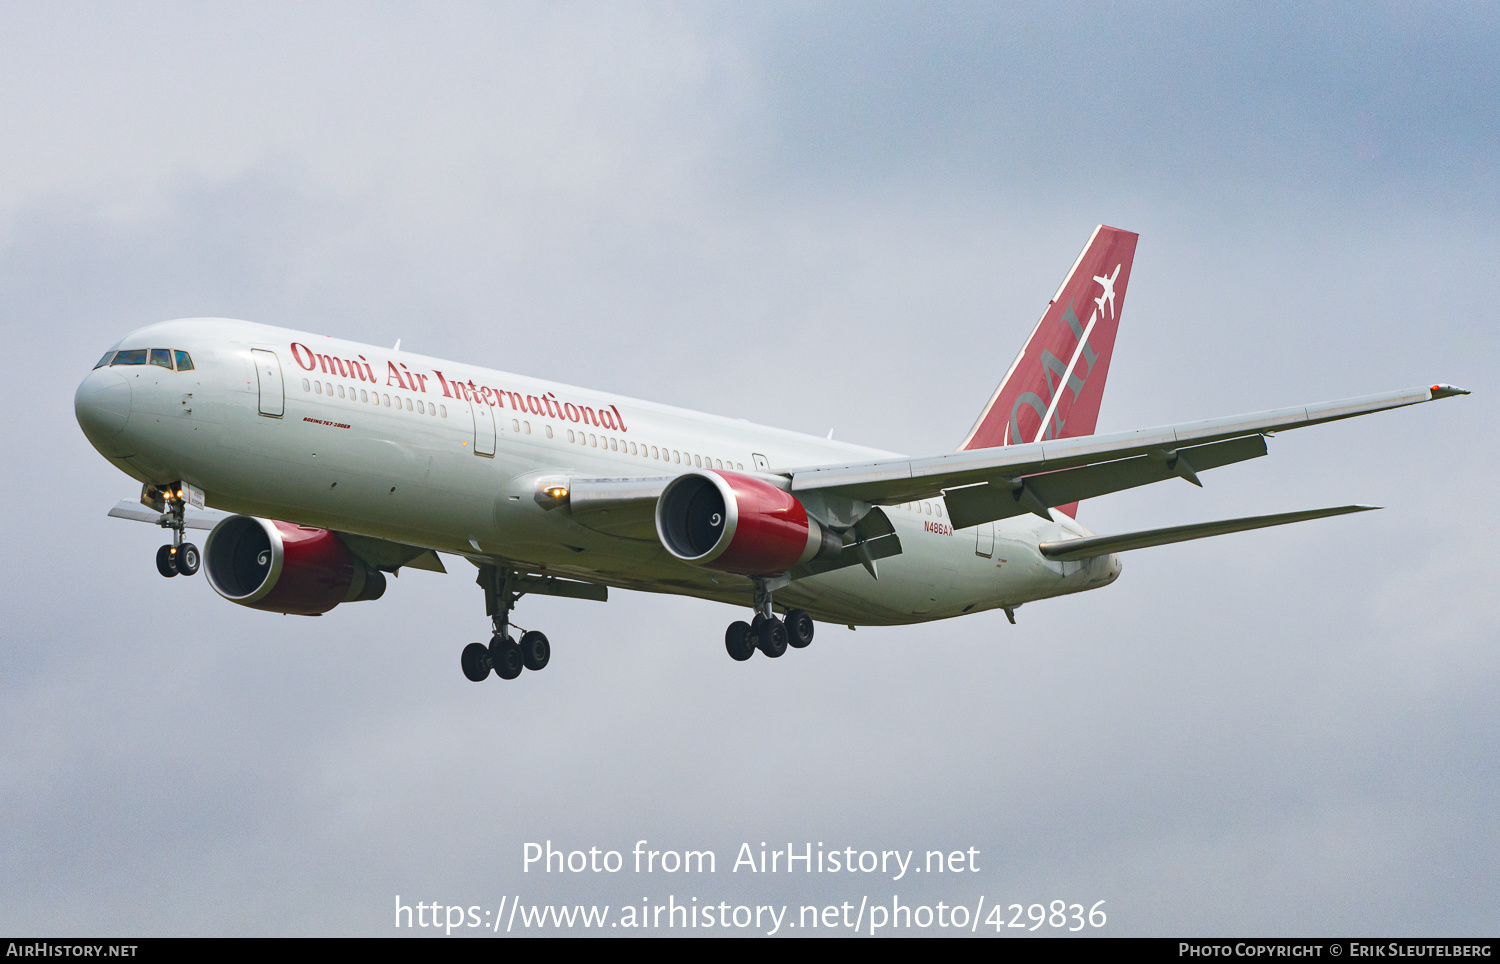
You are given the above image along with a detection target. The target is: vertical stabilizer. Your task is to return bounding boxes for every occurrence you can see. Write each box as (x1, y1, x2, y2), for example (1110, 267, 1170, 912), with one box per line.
(957, 225, 1138, 517)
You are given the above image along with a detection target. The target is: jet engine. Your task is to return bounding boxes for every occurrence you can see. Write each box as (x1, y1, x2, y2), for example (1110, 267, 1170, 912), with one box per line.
(203, 515, 386, 615)
(655, 471, 841, 576)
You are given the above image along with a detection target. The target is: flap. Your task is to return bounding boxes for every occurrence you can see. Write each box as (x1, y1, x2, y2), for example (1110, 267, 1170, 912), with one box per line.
(945, 435, 1268, 528)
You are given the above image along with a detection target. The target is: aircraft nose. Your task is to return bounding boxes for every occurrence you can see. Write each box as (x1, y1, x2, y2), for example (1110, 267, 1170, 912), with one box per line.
(75, 368, 133, 446)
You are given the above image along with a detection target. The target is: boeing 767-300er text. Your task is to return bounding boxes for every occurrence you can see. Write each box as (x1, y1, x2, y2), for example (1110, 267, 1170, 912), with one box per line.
(75, 226, 1467, 682)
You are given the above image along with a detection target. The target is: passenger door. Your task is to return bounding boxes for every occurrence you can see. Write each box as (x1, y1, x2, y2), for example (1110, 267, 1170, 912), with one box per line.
(251, 349, 284, 417)
(473, 397, 496, 457)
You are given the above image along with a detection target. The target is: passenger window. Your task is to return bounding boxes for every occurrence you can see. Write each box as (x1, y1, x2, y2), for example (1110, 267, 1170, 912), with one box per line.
(590, 434, 597, 447)
(326, 382, 333, 395)
(512, 419, 520, 432)
(628, 441, 637, 455)
(440, 405, 447, 417)
(174, 350, 194, 371)
(337, 385, 345, 398)
(405, 398, 413, 412)
(545, 425, 553, 439)
(673, 450, 680, 464)
(303, 379, 311, 392)
(111, 349, 148, 366)
(383, 394, 391, 406)
(567, 429, 575, 443)
(360, 389, 367, 402)
(94, 351, 115, 369)
(315, 381, 323, 394)
(524, 421, 532, 435)
(693, 455, 702, 468)
(609, 437, 617, 451)
(416, 400, 424, 414)
(651, 446, 659, 459)
(150, 349, 172, 369)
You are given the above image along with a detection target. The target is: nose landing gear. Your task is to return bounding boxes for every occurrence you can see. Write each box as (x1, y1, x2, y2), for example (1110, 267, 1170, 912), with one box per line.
(461, 565, 554, 683)
(722, 578, 815, 663)
(151, 484, 199, 577)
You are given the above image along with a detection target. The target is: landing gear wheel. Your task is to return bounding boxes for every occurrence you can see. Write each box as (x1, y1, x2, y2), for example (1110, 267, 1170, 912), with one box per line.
(175, 542, 201, 576)
(785, 609, 815, 649)
(755, 616, 788, 658)
(490, 635, 523, 680)
(519, 631, 550, 671)
(156, 545, 178, 578)
(461, 642, 492, 682)
(725, 621, 754, 661)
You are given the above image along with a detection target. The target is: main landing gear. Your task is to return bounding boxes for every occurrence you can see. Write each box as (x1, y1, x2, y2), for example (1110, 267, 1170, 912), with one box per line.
(724, 578, 815, 662)
(461, 565, 553, 683)
(153, 489, 199, 578)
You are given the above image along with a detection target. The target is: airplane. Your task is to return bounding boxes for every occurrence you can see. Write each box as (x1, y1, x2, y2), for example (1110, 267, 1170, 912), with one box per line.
(73, 225, 1468, 683)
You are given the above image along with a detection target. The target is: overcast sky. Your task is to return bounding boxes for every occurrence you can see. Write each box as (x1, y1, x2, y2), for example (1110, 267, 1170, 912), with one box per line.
(2, 2, 1495, 937)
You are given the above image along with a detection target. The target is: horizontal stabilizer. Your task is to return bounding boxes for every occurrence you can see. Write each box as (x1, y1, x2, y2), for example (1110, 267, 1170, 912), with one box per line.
(1037, 504, 1379, 561)
(945, 435, 1267, 529)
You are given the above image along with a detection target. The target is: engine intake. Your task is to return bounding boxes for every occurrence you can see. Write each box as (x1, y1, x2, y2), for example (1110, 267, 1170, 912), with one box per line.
(656, 471, 841, 576)
(203, 515, 386, 615)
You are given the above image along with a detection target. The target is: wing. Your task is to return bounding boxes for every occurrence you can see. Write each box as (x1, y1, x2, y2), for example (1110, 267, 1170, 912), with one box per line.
(108, 500, 447, 573)
(787, 384, 1468, 525)
(109, 499, 230, 530)
(561, 476, 901, 580)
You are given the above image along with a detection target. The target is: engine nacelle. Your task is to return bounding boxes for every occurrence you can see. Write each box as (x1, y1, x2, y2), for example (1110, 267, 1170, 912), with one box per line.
(203, 515, 386, 615)
(655, 471, 841, 576)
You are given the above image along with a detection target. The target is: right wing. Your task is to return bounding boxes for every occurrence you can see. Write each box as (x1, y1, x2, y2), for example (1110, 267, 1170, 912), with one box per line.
(787, 384, 1468, 526)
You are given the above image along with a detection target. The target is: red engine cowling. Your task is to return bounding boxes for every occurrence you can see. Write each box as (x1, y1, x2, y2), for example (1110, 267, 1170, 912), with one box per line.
(655, 471, 841, 575)
(203, 516, 386, 615)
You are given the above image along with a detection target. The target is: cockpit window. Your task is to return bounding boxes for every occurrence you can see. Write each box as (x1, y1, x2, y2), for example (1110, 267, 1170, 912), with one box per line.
(150, 348, 173, 369)
(111, 349, 148, 366)
(94, 351, 115, 369)
(174, 350, 194, 371)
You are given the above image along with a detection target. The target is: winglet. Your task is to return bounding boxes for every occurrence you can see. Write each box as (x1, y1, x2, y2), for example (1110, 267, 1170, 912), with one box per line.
(1429, 384, 1470, 399)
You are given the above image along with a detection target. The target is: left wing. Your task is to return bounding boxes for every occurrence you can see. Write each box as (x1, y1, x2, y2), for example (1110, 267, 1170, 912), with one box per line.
(108, 500, 447, 573)
(109, 499, 229, 530)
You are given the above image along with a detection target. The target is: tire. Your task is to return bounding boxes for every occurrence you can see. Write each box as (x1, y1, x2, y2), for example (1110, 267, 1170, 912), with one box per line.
(757, 618, 788, 658)
(175, 542, 201, 576)
(491, 635, 524, 680)
(785, 609, 815, 648)
(156, 545, 178, 578)
(519, 631, 550, 671)
(725, 621, 754, 661)
(461, 642, 492, 682)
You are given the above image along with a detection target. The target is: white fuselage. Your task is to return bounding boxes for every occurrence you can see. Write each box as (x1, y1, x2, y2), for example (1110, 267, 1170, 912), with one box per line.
(75, 318, 1121, 625)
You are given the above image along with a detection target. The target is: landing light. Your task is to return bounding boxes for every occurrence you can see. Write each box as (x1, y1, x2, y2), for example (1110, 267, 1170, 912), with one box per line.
(534, 483, 570, 510)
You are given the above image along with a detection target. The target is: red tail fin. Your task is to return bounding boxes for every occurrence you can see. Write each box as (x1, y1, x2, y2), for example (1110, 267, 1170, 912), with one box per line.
(957, 225, 1138, 517)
